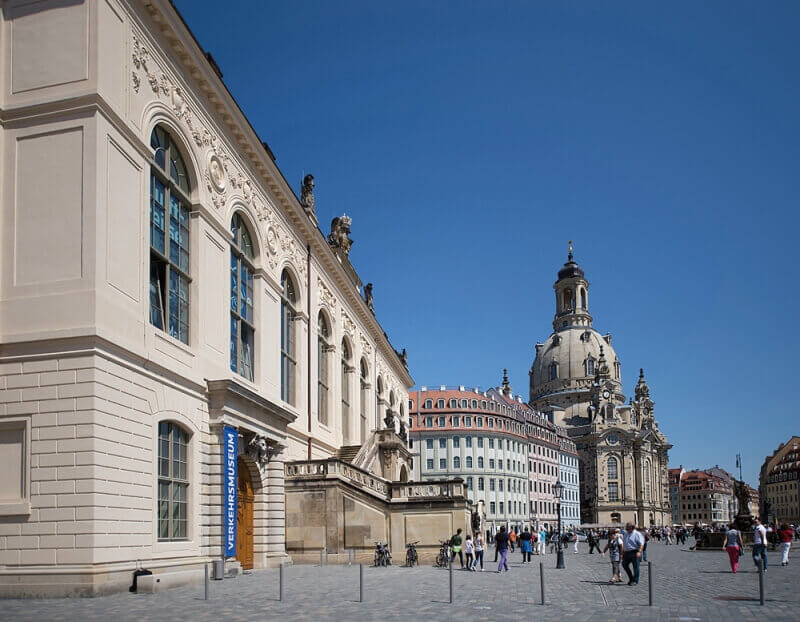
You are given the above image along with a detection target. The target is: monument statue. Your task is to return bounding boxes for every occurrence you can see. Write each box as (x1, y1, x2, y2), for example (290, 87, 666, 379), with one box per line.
(733, 479, 754, 531)
(328, 214, 353, 255)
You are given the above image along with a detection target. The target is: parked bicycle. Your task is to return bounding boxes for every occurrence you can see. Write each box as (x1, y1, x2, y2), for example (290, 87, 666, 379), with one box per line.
(405, 541, 419, 567)
(373, 541, 392, 567)
(434, 540, 450, 568)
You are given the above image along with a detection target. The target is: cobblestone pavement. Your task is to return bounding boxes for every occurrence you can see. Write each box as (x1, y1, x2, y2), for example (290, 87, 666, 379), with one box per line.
(3, 542, 799, 621)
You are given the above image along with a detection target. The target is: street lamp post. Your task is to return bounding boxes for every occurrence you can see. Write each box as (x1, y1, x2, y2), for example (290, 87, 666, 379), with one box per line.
(554, 480, 565, 569)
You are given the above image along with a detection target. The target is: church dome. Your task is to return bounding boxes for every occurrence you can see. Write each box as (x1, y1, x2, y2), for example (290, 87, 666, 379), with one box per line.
(530, 327, 621, 401)
(557, 257, 585, 280)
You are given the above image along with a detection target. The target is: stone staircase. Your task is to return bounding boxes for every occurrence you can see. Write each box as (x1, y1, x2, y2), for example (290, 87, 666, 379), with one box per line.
(335, 445, 361, 464)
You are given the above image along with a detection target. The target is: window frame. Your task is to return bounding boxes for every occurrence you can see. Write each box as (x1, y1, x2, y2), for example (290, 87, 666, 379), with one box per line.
(230, 213, 256, 381)
(157, 420, 190, 542)
(149, 126, 192, 345)
(280, 270, 297, 404)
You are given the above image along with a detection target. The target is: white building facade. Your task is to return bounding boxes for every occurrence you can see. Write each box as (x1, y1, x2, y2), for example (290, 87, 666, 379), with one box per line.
(0, 0, 410, 596)
(558, 433, 580, 530)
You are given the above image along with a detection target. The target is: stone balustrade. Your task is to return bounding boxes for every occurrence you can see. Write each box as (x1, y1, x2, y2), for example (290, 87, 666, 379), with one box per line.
(286, 458, 390, 499)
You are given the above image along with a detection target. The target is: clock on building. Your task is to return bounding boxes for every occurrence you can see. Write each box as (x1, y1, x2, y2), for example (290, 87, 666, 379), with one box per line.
(602, 390, 610, 399)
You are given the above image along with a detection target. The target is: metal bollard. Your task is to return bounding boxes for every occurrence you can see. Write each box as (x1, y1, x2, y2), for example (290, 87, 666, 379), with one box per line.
(326, 547, 329, 565)
(648, 562, 653, 606)
(540, 562, 545, 605)
(319, 549, 324, 567)
(204, 563, 209, 600)
(359, 563, 364, 602)
(758, 565, 764, 606)
(279, 562, 285, 601)
(449, 556, 454, 604)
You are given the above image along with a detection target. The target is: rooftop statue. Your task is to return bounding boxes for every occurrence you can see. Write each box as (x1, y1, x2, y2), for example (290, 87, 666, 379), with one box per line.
(300, 174, 315, 217)
(328, 214, 353, 255)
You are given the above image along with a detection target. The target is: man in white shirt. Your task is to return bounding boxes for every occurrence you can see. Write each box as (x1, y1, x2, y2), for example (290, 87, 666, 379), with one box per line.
(621, 522, 645, 585)
(753, 518, 768, 572)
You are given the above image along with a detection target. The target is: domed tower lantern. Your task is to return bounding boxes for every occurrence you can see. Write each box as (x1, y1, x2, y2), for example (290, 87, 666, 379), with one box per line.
(553, 241, 593, 332)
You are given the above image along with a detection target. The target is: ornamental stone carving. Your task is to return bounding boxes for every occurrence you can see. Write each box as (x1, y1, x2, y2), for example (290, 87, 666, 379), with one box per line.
(343, 312, 356, 337)
(318, 278, 337, 313)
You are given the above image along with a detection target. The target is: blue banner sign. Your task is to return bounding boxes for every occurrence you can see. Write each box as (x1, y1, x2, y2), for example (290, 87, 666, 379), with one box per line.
(223, 425, 238, 558)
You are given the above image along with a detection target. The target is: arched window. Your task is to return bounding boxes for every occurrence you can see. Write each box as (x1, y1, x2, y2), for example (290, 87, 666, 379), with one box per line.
(607, 456, 619, 502)
(149, 125, 191, 344)
(280, 270, 297, 404)
(230, 214, 255, 381)
(424, 399, 432, 409)
(157, 421, 189, 540)
(317, 312, 331, 426)
(360, 359, 369, 442)
(437, 399, 445, 409)
(478, 456, 484, 469)
(466, 456, 473, 468)
(580, 287, 587, 309)
(585, 357, 595, 376)
(460, 399, 467, 408)
(471, 400, 478, 409)
(562, 288, 573, 310)
(453, 456, 461, 469)
(341, 339, 352, 443)
(549, 362, 559, 381)
(614, 360, 621, 379)
(449, 399, 457, 408)
(644, 461, 651, 502)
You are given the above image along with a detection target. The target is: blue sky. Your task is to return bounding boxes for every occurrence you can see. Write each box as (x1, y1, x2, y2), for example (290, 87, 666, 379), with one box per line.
(174, 1, 799, 486)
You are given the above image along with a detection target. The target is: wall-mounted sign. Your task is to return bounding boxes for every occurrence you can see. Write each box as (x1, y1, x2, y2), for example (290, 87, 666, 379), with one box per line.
(223, 425, 238, 558)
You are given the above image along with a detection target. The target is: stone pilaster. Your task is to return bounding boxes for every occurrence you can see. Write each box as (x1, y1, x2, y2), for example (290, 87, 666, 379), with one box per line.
(263, 455, 290, 567)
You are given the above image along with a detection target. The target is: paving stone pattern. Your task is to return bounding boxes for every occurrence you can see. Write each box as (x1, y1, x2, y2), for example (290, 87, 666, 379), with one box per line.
(2, 542, 798, 621)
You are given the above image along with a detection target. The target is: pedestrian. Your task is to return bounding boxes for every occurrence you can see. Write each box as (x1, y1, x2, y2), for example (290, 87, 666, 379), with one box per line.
(496, 525, 510, 573)
(509, 528, 516, 552)
(778, 523, 793, 566)
(464, 534, 475, 571)
(753, 518, 768, 572)
(532, 530, 539, 555)
(520, 527, 533, 563)
(602, 527, 624, 583)
(540, 528, 548, 555)
(690, 522, 703, 550)
(621, 522, 645, 586)
(450, 528, 464, 568)
(588, 530, 602, 554)
(723, 522, 743, 573)
(473, 533, 485, 571)
(639, 526, 650, 562)
(572, 531, 579, 553)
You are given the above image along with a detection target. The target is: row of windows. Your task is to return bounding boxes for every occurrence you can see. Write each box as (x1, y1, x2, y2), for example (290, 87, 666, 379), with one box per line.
(547, 359, 621, 381)
(421, 415, 525, 436)
(420, 397, 523, 417)
(487, 501, 526, 516)
(456, 475, 528, 494)
(425, 453, 526, 473)
(530, 499, 580, 519)
(424, 436, 526, 454)
(149, 126, 401, 433)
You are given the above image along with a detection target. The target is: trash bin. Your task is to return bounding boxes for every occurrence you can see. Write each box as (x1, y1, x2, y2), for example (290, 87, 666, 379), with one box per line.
(212, 560, 224, 580)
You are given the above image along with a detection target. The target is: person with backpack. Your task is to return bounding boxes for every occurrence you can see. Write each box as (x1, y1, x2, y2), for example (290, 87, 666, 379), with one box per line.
(602, 527, 624, 583)
(520, 527, 533, 563)
(495, 525, 510, 572)
(449, 528, 464, 568)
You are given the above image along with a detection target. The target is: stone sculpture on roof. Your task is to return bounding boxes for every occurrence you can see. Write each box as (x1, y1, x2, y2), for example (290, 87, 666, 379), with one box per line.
(328, 214, 353, 255)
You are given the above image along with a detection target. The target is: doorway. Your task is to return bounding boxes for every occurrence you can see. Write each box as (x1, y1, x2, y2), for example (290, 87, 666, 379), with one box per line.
(236, 457, 254, 570)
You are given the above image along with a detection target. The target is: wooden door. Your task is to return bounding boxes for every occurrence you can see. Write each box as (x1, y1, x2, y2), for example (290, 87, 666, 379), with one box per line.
(236, 458, 254, 570)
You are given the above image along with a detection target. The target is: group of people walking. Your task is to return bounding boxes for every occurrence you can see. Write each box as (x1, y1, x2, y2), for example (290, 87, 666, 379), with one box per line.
(446, 518, 795, 580)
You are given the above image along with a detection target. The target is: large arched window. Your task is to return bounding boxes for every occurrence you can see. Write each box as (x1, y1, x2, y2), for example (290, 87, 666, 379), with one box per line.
(549, 362, 559, 381)
(341, 339, 352, 443)
(580, 287, 587, 309)
(562, 288, 573, 310)
(317, 312, 331, 426)
(359, 359, 369, 442)
(585, 357, 595, 376)
(230, 213, 255, 381)
(149, 125, 191, 344)
(157, 421, 189, 541)
(643, 460, 651, 502)
(607, 456, 619, 502)
(280, 270, 297, 404)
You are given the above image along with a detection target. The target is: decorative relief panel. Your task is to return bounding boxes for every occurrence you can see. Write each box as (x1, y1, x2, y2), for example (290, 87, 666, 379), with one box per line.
(342, 312, 356, 337)
(318, 278, 337, 315)
(359, 333, 372, 357)
(131, 30, 306, 286)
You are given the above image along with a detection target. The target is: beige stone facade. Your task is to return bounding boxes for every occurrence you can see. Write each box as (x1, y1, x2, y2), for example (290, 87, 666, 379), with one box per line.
(0, 0, 411, 596)
(529, 252, 671, 526)
(759, 436, 800, 525)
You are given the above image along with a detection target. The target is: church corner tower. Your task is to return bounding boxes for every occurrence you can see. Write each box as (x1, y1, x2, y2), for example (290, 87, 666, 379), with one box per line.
(529, 246, 671, 527)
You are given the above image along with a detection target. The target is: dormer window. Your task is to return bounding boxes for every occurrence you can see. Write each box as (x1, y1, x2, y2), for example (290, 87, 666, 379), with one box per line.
(437, 399, 445, 409)
(585, 358, 595, 376)
(549, 362, 559, 381)
(424, 399, 432, 409)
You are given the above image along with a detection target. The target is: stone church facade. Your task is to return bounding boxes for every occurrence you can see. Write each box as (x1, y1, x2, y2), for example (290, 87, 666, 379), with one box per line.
(0, 0, 420, 596)
(529, 250, 671, 526)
